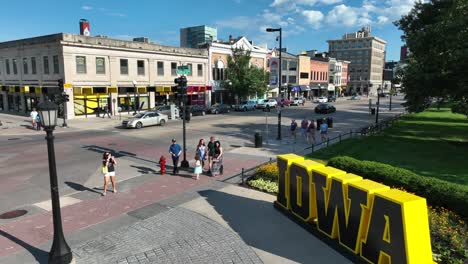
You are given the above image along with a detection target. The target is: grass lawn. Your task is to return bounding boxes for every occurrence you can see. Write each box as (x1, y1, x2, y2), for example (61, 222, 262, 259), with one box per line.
(306, 106, 468, 185)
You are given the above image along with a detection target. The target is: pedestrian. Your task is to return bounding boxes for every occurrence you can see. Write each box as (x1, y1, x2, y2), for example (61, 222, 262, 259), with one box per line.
(207, 136, 216, 174)
(290, 119, 298, 142)
(35, 114, 42, 131)
(320, 118, 328, 142)
(30, 108, 38, 130)
(169, 138, 182, 175)
(211, 141, 223, 177)
(307, 119, 316, 144)
(300, 118, 309, 140)
(102, 152, 117, 196)
(193, 153, 202, 180)
(104, 105, 111, 118)
(196, 139, 207, 171)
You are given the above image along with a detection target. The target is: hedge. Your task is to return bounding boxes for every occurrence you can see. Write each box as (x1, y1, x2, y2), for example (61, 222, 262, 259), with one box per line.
(327, 156, 468, 219)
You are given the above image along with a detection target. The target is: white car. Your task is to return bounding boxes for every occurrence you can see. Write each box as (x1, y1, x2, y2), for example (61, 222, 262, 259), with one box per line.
(291, 97, 305, 106)
(315, 97, 328, 103)
(122, 111, 168, 129)
(257, 99, 277, 108)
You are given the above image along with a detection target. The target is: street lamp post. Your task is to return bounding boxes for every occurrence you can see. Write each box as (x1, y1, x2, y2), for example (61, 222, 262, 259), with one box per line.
(389, 83, 393, 111)
(266, 27, 282, 140)
(376, 87, 381, 124)
(37, 100, 74, 264)
(132, 80, 137, 115)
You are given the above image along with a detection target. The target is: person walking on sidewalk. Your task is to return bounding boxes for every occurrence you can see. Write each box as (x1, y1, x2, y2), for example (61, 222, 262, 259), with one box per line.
(320, 118, 328, 143)
(307, 119, 316, 144)
(196, 139, 207, 171)
(300, 118, 309, 141)
(102, 152, 117, 196)
(193, 153, 202, 180)
(290, 119, 298, 142)
(211, 141, 223, 177)
(35, 114, 42, 131)
(169, 139, 182, 175)
(207, 136, 216, 174)
(30, 108, 38, 130)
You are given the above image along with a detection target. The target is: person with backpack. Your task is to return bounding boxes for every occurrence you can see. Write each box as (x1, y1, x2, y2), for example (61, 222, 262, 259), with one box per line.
(35, 114, 42, 131)
(290, 119, 298, 142)
(207, 136, 216, 174)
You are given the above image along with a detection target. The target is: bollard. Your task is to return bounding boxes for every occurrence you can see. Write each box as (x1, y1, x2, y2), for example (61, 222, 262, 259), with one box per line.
(311, 144, 315, 154)
(339, 134, 342, 143)
(327, 138, 330, 147)
(241, 168, 245, 184)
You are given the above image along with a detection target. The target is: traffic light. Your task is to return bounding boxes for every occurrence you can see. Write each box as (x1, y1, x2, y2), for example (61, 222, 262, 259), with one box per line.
(174, 76, 187, 94)
(62, 92, 69, 102)
(58, 79, 64, 90)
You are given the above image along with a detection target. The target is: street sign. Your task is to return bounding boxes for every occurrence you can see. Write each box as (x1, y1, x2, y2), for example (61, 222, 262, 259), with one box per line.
(64, 83, 73, 88)
(176, 65, 191, 75)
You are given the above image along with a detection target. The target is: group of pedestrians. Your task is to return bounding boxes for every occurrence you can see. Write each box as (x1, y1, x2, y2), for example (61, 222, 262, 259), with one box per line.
(170, 136, 224, 180)
(290, 117, 329, 144)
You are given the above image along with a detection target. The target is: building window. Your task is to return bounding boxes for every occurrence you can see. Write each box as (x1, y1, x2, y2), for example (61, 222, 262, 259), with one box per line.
(31, 57, 37, 74)
(5, 59, 10, 74)
(13, 59, 18, 75)
(22, 58, 28, 74)
(300, 72, 309, 79)
(281, 75, 287, 84)
(157, 61, 164, 76)
(95, 57, 105, 74)
(197, 64, 203, 77)
(187, 63, 192, 76)
(288, 76, 296, 84)
(76, 56, 87, 74)
(288, 61, 297, 71)
(43, 56, 50, 74)
(171, 62, 177, 76)
(120, 59, 128, 75)
(282, 60, 287, 71)
(53, 55, 59, 74)
(212, 60, 226, 81)
(137, 60, 145, 75)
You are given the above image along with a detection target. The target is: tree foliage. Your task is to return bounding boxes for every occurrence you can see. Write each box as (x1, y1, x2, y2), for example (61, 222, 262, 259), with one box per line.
(395, 0, 468, 115)
(223, 48, 269, 101)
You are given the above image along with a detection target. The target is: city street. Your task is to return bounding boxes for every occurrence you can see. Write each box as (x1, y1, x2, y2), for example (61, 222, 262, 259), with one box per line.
(0, 96, 405, 263)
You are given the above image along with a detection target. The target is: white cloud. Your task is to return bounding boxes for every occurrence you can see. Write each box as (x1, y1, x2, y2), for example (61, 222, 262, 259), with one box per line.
(325, 4, 358, 27)
(377, 15, 389, 24)
(271, 0, 341, 7)
(302, 10, 324, 29)
(215, 16, 252, 30)
(81, 5, 93, 11)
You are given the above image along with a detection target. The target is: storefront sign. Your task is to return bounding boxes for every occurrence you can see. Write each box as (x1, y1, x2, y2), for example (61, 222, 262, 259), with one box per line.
(276, 154, 434, 264)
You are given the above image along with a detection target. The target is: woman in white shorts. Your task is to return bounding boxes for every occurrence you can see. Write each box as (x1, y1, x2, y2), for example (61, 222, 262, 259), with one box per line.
(102, 152, 117, 196)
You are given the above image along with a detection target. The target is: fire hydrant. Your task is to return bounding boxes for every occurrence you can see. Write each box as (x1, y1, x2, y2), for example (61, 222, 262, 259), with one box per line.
(159, 155, 166, 175)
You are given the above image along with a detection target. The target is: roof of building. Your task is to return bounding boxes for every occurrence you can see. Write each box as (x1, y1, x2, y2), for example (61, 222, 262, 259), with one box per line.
(0, 33, 208, 57)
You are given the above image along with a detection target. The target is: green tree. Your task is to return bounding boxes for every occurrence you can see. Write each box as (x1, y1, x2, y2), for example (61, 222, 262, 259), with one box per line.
(395, 0, 468, 115)
(223, 48, 270, 102)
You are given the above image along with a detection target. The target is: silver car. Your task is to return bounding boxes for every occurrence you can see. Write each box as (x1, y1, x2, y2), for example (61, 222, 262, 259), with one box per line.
(122, 111, 168, 129)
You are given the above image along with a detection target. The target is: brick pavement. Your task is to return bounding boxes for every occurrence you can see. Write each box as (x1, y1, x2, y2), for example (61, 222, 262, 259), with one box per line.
(0, 152, 264, 258)
(73, 207, 263, 264)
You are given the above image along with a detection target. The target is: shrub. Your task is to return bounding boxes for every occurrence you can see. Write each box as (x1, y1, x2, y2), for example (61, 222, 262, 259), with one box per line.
(247, 178, 278, 194)
(327, 156, 468, 219)
(254, 163, 279, 182)
(428, 206, 468, 263)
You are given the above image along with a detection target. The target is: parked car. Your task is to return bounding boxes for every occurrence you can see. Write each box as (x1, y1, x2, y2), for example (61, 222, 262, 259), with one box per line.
(256, 99, 266, 109)
(180, 105, 207, 117)
(257, 98, 278, 109)
(327, 96, 336, 102)
(209, 104, 231, 114)
(314, 103, 336, 114)
(153, 105, 172, 117)
(235, 100, 257, 111)
(379, 93, 389, 98)
(315, 96, 328, 103)
(291, 97, 305, 106)
(122, 111, 168, 129)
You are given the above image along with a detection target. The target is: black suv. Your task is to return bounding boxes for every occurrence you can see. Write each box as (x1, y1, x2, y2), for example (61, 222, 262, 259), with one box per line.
(179, 105, 207, 118)
(327, 96, 336, 102)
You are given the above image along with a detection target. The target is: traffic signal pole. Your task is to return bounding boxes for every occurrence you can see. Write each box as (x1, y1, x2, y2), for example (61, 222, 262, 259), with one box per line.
(58, 79, 68, 127)
(175, 75, 189, 168)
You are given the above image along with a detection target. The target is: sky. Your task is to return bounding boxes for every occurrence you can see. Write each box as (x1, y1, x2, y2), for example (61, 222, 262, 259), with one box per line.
(0, 0, 418, 61)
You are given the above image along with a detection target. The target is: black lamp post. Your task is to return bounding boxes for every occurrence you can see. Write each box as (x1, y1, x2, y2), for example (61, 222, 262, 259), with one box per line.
(37, 100, 73, 264)
(376, 87, 381, 124)
(132, 80, 137, 115)
(389, 83, 393, 111)
(266, 27, 282, 140)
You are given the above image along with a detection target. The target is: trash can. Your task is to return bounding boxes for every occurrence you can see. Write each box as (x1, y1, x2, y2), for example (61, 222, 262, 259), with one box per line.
(371, 108, 376, 115)
(327, 117, 333, 128)
(316, 118, 323, 131)
(254, 132, 263, 148)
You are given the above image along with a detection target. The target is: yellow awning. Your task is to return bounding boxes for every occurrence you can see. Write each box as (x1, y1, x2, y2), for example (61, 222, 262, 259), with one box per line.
(163, 86, 172, 92)
(107, 86, 118, 93)
(82, 87, 93, 95)
(9, 86, 16, 92)
(21, 86, 30, 93)
(156, 86, 165, 92)
(137, 87, 147, 93)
